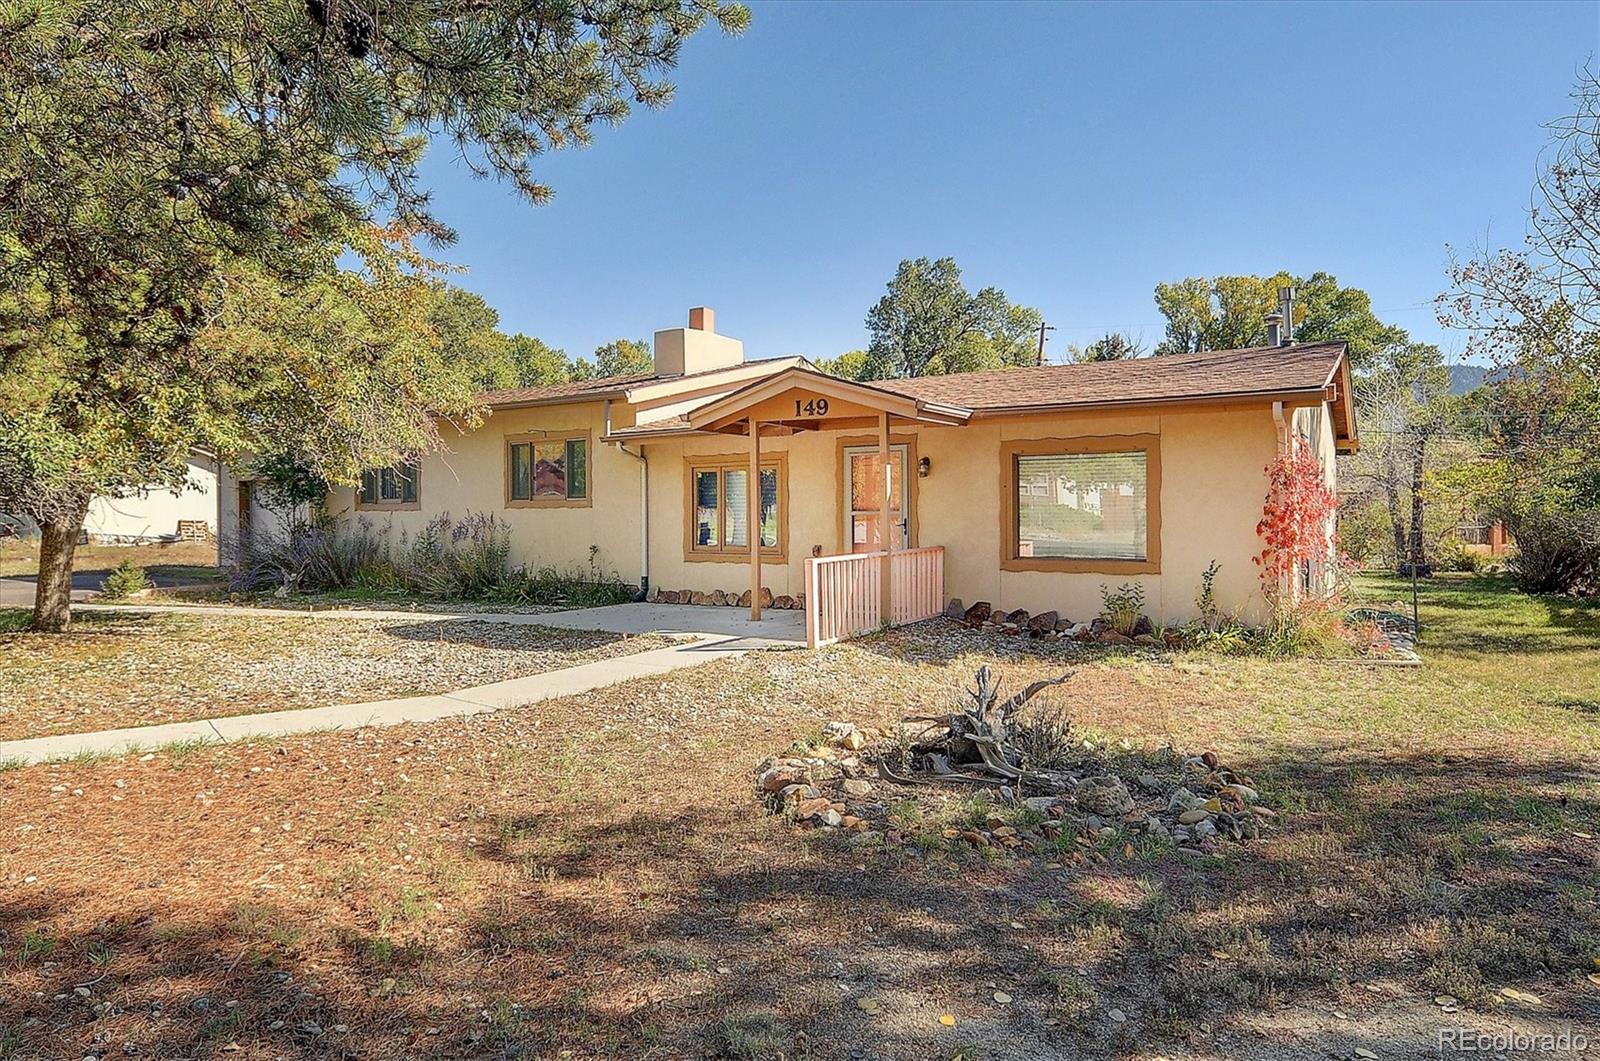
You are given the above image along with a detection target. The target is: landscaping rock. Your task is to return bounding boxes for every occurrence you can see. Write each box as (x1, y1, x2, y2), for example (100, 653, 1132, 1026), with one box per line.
(1133, 633, 1161, 647)
(689, 591, 710, 606)
(1167, 787, 1203, 812)
(963, 601, 993, 626)
(1132, 615, 1155, 637)
(772, 594, 795, 610)
(1098, 631, 1133, 646)
(759, 765, 807, 793)
(1067, 622, 1093, 641)
(759, 587, 775, 609)
(1055, 617, 1074, 632)
(1075, 776, 1134, 817)
(708, 589, 728, 607)
(1027, 611, 1059, 637)
(1089, 617, 1110, 636)
(823, 721, 866, 751)
(1223, 783, 1259, 804)
(1003, 608, 1030, 626)
(944, 598, 965, 620)
(738, 590, 753, 608)
(780, 783, 820, 803)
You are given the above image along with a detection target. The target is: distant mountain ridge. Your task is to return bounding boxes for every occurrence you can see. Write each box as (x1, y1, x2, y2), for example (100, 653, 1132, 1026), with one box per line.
(1448, 364, 1490, 395)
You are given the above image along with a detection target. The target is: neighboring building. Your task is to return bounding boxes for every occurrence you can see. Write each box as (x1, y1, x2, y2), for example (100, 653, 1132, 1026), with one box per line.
(2, 454, 219, 545)
(1456, 518, 1510, 557)
(219, 306, 1355, 629)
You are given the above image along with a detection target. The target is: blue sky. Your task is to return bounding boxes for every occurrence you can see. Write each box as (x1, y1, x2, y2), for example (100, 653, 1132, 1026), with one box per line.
(416, 0, 1598, 367)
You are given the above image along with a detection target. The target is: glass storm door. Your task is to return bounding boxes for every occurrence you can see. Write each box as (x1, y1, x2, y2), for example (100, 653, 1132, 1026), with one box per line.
(845, 444, 909, 552)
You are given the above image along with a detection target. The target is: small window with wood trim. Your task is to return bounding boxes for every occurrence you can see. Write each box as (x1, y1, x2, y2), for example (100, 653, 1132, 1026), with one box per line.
(507, 434, 590, 507)
(686, 456, 785, 560)
(357, 461, 420, 510)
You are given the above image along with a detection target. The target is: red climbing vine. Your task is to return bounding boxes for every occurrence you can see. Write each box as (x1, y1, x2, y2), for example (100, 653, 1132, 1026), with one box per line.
(1254, 445, 1340, 615)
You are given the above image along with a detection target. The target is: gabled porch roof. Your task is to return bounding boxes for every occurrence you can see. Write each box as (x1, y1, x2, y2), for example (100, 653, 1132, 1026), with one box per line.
(684, 366, 972, 435)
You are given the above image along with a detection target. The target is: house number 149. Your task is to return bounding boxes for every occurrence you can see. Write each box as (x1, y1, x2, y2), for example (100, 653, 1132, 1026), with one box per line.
(795, 398, 830, 417)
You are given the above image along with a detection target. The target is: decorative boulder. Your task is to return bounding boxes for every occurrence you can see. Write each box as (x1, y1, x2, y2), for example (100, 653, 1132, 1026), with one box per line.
(738, 589, 753, 608)
(708, 589, 728, 607)
(1132, 615, 1155, 637)
(1003, 608, 1030, 626)
(794, 593, 806, 609)
(1068, 622, 1094, 641)
(1099, 630, 1133, 646)
(1133, 633, 1161, 647)
(1027, 610, 1059, 637)
(689, 591, 710, 606)
(1089, 616, 1111, 636)
(1076, 775, 1135, 817)
(944, 597, 965, 621)
(658, 590, 679, 604)
(772, 594, 795, 610)
(1054, 616, 1075, 632)
(759, 587, 774, 609)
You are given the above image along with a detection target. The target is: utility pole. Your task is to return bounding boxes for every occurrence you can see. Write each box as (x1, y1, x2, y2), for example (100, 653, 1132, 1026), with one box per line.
(1036, 321, 1056, 366)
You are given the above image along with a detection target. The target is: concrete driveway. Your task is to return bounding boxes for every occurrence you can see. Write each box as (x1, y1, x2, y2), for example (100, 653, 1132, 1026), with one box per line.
(0, 574, 98, 608)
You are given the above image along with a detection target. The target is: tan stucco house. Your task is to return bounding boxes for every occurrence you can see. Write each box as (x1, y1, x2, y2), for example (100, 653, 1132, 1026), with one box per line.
(224, 306, 1355, 644)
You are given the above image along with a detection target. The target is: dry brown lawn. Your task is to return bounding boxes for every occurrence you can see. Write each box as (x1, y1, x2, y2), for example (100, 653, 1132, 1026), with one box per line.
(1, 575, 1597, 1059)
(0, 611, 674, 740)
(0, 539, 219, 581)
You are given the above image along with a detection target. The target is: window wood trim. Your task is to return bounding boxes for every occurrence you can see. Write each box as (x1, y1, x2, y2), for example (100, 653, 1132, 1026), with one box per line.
(682, 451, 789, 563)
(833, 433, 919, 555)
(999, 434, 1161, 574)
(355, 463, 422, 512)
(504, 431, 593, 509)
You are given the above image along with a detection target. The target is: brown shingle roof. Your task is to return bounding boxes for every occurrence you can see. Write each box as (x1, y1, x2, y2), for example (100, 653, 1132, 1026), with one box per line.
(865, 341, 1347, 412)
(478, 356, 807, 410)
(479, 372, 657, 409)
(607, 416, 693, 440)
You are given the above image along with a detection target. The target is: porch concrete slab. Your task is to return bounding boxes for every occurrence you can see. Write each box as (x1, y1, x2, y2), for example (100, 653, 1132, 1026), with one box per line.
(0, 635, 753, 767)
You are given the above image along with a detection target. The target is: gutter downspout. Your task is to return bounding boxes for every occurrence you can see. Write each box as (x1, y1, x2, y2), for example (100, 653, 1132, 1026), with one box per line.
(606, 399, 650, 600)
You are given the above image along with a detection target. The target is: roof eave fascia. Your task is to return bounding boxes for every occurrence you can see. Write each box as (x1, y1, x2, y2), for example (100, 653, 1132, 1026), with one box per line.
(601, 426, 708, 444)
(482, 389, 631, 412)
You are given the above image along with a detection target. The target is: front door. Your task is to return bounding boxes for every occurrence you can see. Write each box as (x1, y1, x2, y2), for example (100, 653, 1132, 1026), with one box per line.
(844, 444, 909, 552)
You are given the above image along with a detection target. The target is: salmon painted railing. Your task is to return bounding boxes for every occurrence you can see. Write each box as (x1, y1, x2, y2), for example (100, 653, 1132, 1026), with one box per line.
(804, 545, 945, 649)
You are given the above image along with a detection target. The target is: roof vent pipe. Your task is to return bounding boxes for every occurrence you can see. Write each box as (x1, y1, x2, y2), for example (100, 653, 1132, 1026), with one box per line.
(1264, 311, 1284, 348)
(1277, 285, 1296, 345)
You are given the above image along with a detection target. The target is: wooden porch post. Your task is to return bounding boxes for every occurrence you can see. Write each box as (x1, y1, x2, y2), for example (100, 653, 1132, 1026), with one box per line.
(750, 417, 762, 621)
(879, 409, 892, 624)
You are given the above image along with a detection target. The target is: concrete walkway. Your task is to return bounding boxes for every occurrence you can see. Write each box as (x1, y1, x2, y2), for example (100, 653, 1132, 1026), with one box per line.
(1, 634, 755, 767)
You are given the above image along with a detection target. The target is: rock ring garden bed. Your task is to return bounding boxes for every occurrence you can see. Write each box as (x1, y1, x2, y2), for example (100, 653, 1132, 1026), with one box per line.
(757, 666, 1275, 861)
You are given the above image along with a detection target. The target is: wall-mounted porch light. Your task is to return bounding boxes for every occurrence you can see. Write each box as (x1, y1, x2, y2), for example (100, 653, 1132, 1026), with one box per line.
(917, 456, 931, 478)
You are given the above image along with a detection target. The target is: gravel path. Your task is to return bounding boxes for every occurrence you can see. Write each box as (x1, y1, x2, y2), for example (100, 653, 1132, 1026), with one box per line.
(0, 611, 675, 740)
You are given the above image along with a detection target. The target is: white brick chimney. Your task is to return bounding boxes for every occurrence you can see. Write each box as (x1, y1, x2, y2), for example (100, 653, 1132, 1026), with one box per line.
(653, 306, 744, 377)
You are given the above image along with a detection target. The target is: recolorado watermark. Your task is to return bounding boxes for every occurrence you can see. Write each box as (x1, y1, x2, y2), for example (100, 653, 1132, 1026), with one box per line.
(1439, 1027, 1590, 1053)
